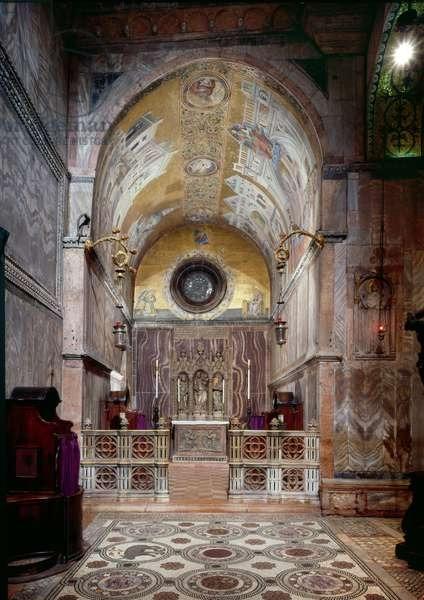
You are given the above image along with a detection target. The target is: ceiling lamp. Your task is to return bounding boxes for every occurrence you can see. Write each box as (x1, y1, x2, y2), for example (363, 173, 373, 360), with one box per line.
(393, 40, 415, 66)
(392, 2, 423, 67)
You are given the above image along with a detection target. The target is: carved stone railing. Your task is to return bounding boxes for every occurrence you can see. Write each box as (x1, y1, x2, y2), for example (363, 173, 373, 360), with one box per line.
(228, 429, 320, 500)
(80, 429, 170, 498)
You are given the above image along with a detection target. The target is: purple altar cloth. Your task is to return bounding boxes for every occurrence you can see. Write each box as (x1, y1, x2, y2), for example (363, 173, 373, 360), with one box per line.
(57, 432, 80, 496)
(136, 413, 150, 429)
(249, 415, 265, 430)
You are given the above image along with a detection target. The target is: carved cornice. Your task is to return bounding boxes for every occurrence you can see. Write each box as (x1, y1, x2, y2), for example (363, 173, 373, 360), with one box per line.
(319, 231, 347, 243)
(322, 164, 348, 180)
(70, 176, 95, 184)
(5, 256, 62, 317)
(0, 42, 69, 181)
(269, 352, 343, 387)
(63, 236, 87, 249)
(63, 351, 114, 373)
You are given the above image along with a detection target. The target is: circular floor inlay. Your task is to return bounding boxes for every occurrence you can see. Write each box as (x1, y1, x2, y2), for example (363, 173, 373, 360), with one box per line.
(260, 524, 318, 540)
(99, 541, 171, 563)
(265, 543, 337, 563)
(191, 524, 245, 541)
(176, 568, 265, 600)
(277, 567, 367, 599)
(75, 568, 162, 599)
(121, 523, 177, 539)
(182, 543, 254, 565)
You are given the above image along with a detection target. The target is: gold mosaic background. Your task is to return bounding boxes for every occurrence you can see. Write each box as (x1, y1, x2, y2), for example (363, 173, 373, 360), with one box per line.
(134, 224, 270, 320)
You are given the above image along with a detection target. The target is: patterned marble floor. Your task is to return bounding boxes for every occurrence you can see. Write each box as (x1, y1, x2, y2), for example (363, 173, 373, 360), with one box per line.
(8, 513, 424, 600)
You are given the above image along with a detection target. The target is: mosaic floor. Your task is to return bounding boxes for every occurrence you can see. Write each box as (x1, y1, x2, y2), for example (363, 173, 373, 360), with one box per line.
(9, 513, 424, 600)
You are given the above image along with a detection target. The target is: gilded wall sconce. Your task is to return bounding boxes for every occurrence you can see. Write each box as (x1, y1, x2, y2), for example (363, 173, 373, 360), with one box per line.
(84, 228, 136, 284)
(274, 227, 325, 272)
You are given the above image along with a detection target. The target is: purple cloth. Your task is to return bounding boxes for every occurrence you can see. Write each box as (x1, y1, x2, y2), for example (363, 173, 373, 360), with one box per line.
(57, 433, 80, 496)
(249, 415, 265, 430)
(136, 413, 149, 429)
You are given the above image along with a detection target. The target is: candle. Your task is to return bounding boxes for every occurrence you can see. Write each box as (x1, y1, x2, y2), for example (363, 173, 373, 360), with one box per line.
(155, 359, 159, 399)
(247, 359, 251, 400)
(177, 377, 180, 404)
(222, 378, 225, 406)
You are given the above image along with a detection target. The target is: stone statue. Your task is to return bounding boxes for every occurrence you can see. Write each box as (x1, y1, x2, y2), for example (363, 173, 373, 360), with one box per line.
(178, 372, 189, 412)
(176, 349, 190, 373)
(195, 342, 207, 365)
(212, 373, 223, 412)
(194, 371, 208, 412)
(212, 351, 224, 372)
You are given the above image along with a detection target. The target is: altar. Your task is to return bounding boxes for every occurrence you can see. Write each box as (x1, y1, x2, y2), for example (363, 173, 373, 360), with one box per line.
(172, 420, 228, 461)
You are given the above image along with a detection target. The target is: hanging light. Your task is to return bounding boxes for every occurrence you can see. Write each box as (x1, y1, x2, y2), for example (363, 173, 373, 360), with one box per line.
(274, 318, 288, 346)
(112, 321, 127, 350)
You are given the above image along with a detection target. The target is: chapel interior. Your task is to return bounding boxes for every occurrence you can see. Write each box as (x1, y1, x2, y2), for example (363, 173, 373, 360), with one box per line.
(1, 1, 424, 598)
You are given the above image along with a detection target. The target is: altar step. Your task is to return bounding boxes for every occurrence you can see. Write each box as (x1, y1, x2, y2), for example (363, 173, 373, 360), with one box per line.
(169, 462, 229, 502)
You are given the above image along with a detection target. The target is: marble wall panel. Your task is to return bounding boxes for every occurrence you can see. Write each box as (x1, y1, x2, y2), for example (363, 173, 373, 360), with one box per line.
(0, 3, 68, 157)
(133, 327, 172, 423)
(0, 94, 60, 293)
(85, 259, 127, 373)
(330, 173, 423, 477)
(83, 361, 110, 429)
(5, 283, 62, 396)
(271, 259, 318, 383)
(334, 363, 413, 475)
(231, 328, 267, 418)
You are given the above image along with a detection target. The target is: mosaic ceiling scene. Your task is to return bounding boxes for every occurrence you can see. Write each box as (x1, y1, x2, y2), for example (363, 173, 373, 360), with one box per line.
(95, 59, 321, 270)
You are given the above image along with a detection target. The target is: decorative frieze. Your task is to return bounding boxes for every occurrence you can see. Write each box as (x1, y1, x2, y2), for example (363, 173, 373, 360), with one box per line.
(0, 42, 69, 182)
(5, 256, 62, 317)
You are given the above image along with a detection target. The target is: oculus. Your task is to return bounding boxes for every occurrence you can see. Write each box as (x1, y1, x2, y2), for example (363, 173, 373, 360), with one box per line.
(170, 259, 226, 313)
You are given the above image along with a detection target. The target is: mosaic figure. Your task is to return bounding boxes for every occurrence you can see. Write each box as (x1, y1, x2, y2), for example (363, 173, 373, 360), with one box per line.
(183, 74, 229, 109)
(136, 288, 157, 316)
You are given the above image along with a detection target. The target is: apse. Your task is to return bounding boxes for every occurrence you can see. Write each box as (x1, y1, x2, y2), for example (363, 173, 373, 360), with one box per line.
(91, 59, 322, 287)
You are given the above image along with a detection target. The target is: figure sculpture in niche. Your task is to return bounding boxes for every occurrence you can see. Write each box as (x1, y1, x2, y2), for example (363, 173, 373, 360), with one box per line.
(194, 370, 208, 412)
(178, 372, 189, 412)
(212, 373, 223, 412)
(176, 349, 190, 373)
(212, 350, 224, 372)
(195, 342, 206, 365)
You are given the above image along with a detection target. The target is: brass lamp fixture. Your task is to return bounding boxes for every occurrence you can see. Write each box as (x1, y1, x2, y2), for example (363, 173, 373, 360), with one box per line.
(112, 321, 128, 350)
(84, 228, 136, 284)
(274, 318, 288, 345)
(275, 227, 325, 271)
(271, 272, 288, 346)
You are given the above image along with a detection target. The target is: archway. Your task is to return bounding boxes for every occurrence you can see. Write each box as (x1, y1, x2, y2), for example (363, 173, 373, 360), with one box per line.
(85, 56, 324, 500)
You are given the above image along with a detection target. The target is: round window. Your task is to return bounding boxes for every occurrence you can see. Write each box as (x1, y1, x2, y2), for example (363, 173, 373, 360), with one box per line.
(170, 259, 227, 313)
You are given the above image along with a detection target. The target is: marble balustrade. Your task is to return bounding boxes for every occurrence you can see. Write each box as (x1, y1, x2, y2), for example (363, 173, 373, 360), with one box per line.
(228, 429, 320, 500)
(80, 429, 170, 498)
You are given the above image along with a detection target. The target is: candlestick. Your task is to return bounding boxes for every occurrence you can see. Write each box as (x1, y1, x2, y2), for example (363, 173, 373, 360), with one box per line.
(247, 359, 251, 400)
(155, 359, 159, 399)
